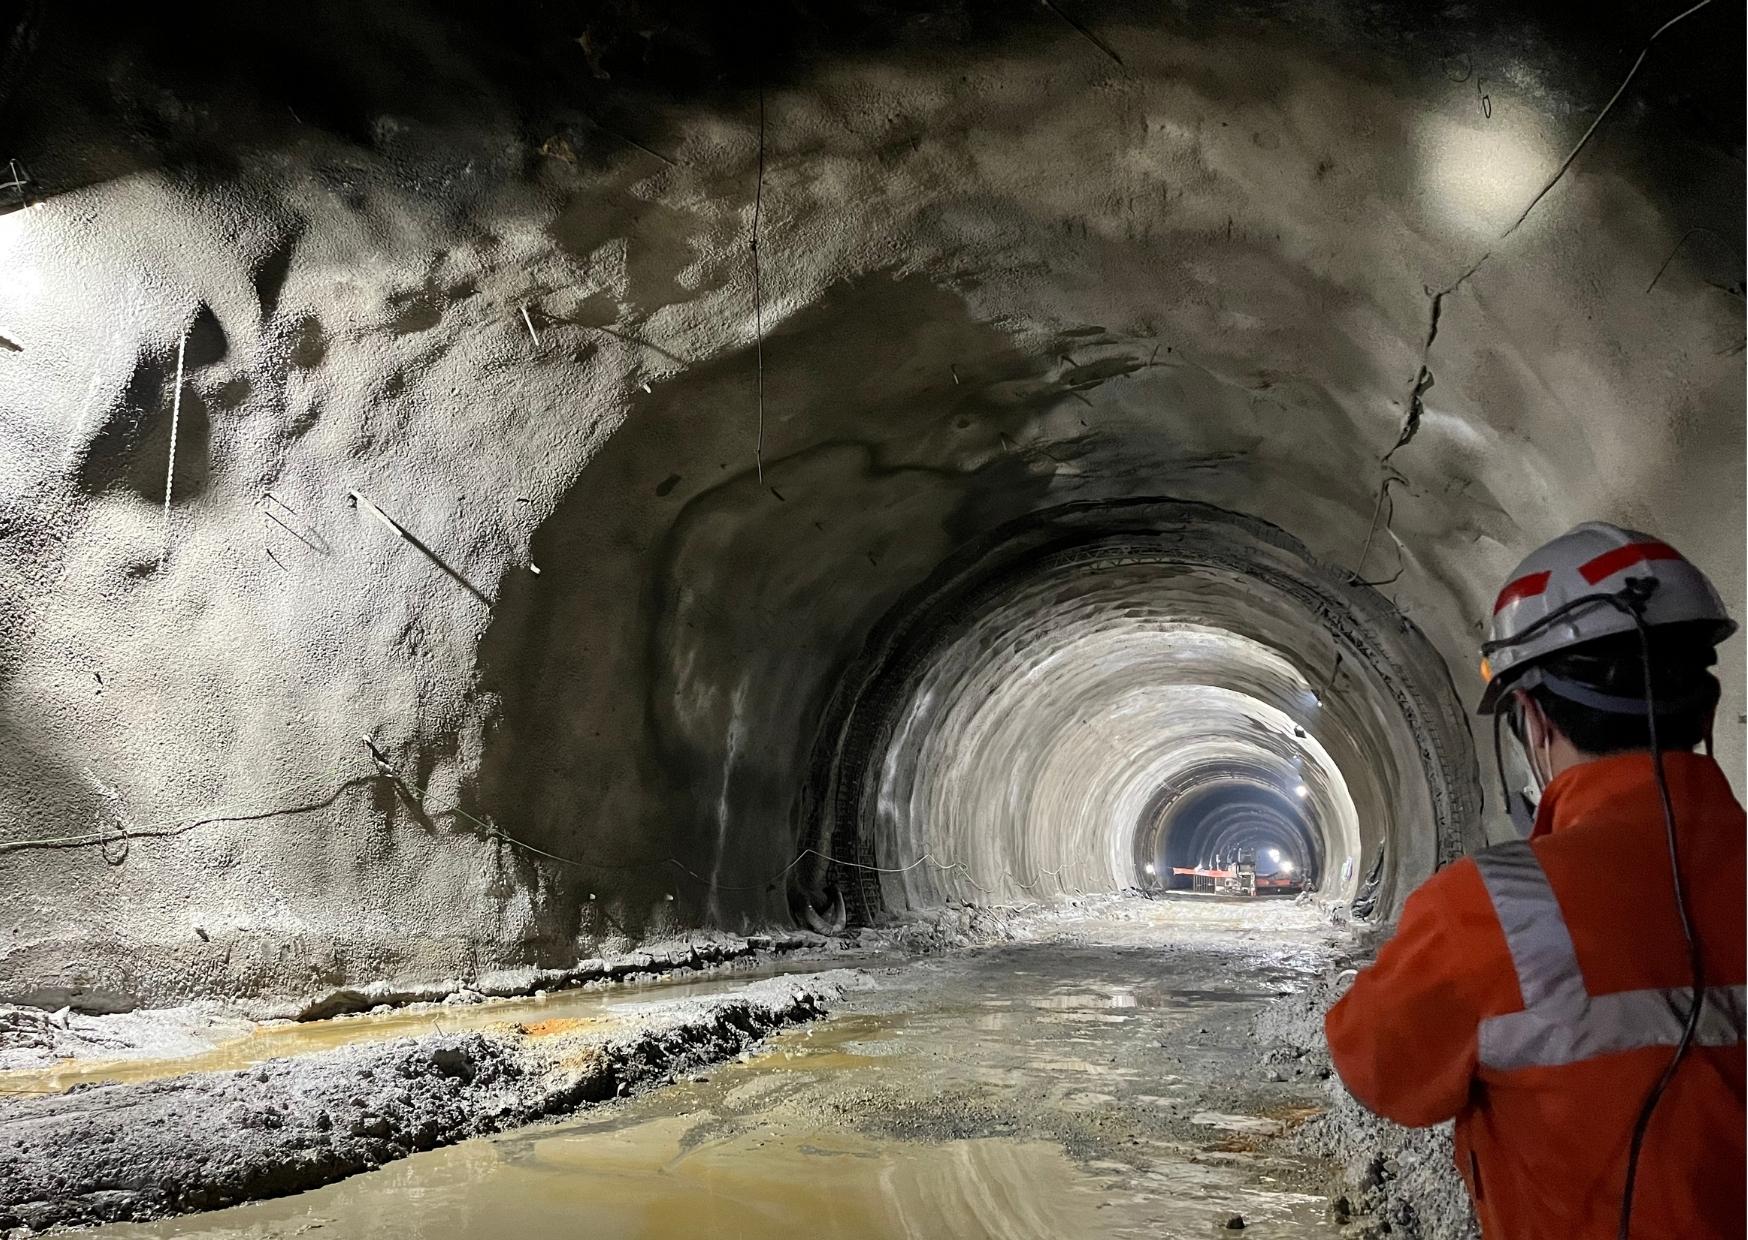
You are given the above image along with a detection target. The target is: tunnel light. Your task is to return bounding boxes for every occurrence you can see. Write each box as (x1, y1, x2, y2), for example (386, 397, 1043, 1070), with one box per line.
(1280, 860, 1295, 873)
(1144, 862, 1156, 875)
(1267, 848, 1280, 862)
(1294, 784, 1309, 798)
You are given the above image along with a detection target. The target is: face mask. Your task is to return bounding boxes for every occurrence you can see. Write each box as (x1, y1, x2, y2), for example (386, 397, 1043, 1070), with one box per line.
(1506, 700, 1553, 837)
(1524, 710, 1554, 793)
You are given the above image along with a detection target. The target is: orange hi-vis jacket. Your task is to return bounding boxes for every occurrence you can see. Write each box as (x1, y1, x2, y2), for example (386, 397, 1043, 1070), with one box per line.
(1326, 752, 1746, 1239)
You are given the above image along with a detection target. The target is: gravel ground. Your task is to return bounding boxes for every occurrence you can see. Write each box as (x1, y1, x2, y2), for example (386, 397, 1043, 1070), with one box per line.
(73, 896, 1352, 1240)
(1251, 945, 1479, 1240)
(0, 915, 1033, 1078)
(0, 1007, 252, 1076)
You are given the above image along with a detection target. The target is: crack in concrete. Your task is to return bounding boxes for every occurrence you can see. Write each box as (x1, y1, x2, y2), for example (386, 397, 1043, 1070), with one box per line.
(1386, 251, 1491, 464)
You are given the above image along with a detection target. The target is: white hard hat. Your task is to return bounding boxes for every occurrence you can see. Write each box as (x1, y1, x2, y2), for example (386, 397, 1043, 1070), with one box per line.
(1477, 522, 1735, 714)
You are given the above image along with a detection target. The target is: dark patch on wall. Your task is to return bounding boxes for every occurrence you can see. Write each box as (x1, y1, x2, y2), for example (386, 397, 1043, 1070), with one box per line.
(288, 316, 328, 369)
(466, 274, 1057, 944)
(253, 228, 302, 322)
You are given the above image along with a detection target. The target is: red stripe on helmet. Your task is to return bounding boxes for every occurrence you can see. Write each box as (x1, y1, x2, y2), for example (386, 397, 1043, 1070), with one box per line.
(1577, 540, 1681, 585)
(1494, 570, 1551, 614)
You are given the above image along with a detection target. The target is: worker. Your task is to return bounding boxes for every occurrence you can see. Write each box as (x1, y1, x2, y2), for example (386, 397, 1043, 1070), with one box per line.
(1325, 522, 1745, 1238)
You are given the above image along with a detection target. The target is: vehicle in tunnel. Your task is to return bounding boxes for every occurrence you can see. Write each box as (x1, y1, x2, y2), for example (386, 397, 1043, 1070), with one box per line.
(1154, 782, 1323, 895)
(1170, 847, 1306, 897)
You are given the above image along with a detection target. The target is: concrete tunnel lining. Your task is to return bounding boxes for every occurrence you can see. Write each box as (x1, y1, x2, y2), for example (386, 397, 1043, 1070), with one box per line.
(0, 1, 1739, 1013)
(810, 500, 1474, 922)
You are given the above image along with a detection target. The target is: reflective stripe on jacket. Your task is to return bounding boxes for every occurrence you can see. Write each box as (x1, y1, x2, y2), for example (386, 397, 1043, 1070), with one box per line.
(1325, 752, 1746, 1239)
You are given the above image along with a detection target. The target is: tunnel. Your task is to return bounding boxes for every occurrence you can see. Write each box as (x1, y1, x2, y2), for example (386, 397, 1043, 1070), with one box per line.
(806, 499, 1472, 923)
(0, 1, 1741, 1235)
(1143, 781, 1328, 893)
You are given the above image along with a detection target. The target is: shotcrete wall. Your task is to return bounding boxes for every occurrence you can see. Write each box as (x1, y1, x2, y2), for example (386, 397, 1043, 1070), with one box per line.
(0, 2, 1740, 1010)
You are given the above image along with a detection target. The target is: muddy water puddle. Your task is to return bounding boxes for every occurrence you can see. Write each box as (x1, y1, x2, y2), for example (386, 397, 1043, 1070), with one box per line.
(97, 1117, 1120, 1239)
(93, 912, 1343, 1239)
(0, 958, 852, 1097)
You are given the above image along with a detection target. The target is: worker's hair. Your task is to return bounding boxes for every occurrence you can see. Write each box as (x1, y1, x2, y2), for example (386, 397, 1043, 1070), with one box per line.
(1523, 621, 1722, 755)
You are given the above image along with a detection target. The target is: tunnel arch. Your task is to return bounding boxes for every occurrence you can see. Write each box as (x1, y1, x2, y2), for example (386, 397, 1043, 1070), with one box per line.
(805, 498, 1480, 925)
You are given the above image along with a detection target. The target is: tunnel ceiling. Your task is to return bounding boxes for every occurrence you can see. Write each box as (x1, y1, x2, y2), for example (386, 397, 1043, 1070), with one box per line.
(0, 1, 1740, 1010)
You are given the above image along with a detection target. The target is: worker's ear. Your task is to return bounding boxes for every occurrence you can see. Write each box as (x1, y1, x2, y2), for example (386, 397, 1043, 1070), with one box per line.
(1510, 689, 1553, 750)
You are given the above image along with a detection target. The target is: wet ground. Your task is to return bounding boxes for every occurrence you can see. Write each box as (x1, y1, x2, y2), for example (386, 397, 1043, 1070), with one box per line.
(83, 897, 1348, 1240)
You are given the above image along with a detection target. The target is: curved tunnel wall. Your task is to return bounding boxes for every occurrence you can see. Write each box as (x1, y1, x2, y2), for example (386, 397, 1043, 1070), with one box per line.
(813, 501, 1470, 921)
(0, 3, 1739, 1009)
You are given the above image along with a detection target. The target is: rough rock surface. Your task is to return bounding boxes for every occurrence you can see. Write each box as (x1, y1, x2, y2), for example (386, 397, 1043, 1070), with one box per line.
(0, 971, 864, 1235)
(1253, 952, 1479, 1239)
(0, 2, 1740, 1012)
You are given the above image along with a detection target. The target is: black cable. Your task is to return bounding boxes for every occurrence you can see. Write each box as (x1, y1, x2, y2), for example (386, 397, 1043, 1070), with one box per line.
(1480, 589, 1636, 657)
(1616, 603, 1704, 1240)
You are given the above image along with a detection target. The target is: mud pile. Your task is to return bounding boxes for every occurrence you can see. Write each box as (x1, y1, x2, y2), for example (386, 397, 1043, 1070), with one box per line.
(1254, 964, 1478, 1239)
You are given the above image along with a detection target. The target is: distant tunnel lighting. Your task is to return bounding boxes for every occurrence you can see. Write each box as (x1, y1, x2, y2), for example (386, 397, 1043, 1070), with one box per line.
(1144, 862, 1156, 875)
(1280, 860, 1295, 874)
(1268, 848, 1280, 862)
(1294, 784, 1309, 798)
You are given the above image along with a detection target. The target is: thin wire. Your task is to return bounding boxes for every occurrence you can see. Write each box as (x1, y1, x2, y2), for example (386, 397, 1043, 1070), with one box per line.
(1502, 0, 1717, 240)
(475, 806, 1036, 900)
(1644, 227, 1719, 294)
(2, 742, 1078, 909)
(1352, 479, 1391, 579)
(508, 825, 1006, 894)
(0, 822, 199, 854)
(160, 333, 186, 564)
(751, 77, 767, 482)
(0, 777, 376, 855)
(382, 743, 1010, 895)
(1039, 0, 1124, 67)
